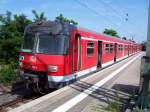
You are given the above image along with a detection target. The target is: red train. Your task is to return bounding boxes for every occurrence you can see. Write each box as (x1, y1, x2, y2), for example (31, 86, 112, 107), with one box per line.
(19, 21, 141, 92)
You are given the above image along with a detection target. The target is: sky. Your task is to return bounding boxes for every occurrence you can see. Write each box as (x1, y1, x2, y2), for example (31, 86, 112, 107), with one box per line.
(0, 0, 149, 43)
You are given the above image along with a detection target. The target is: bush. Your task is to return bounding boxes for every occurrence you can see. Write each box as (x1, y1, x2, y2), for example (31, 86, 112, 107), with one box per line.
(0, 37, 21, 64)
(0, 64, 16, 85)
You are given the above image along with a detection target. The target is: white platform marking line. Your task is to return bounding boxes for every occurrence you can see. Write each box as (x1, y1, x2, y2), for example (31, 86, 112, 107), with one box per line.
(52, 53, 142, 112)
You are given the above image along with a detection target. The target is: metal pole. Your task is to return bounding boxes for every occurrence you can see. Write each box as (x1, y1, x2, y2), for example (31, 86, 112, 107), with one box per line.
(146, 0, 150, 56)
(138, 0, 150, 108)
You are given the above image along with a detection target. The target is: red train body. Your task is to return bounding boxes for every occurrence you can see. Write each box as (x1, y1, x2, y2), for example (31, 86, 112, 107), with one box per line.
(19, 21, 141, 90)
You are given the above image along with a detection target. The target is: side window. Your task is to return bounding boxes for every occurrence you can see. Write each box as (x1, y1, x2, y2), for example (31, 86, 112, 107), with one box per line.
(105, 44, 113, 54)
(118, 45, 120, 51)
(110, 44, 113, 53)
(87, 42, 94, 56)
(125, 45, 128, 50)
(118, 45, 123, 51)
(105, 44, 110, 54)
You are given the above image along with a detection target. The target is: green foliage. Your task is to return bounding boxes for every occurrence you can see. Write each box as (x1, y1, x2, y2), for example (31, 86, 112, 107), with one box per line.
(0, 37, 21, 63)
(55, 13, 78, 25)
(0, 64, 16, 84)
(105, 93, 120, 112)
(133, 107, 148, 112)
(32, 10, 47, 22)
(0, 11, 32, 64)
(0, 11, 12, 25)
(105, 100, 120, 112)
(122, 37, 127, 40)
(0, 11, 32, 85)
(90, 105, 104, 112)
(103, 28, 120, 38)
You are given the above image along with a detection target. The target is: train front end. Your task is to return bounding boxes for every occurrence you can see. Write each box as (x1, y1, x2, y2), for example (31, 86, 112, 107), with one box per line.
(19, 21, 71, 92)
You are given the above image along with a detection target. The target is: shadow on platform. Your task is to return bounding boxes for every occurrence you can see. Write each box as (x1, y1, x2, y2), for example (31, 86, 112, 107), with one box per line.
(69, 81, 139, 112)
(112, 84, 139, 95)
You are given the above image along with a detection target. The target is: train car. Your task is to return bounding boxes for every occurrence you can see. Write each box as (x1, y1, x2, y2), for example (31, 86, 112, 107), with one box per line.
(18, 21, 141, 92)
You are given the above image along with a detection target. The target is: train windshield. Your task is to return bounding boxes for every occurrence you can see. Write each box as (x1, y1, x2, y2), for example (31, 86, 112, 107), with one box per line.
(36, 34, 68, 55)
(22, 33, 35, 53)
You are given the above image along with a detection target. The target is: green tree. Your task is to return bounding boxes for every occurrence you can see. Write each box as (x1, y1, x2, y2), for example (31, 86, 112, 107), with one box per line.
(14, 14, 32, 34)
(32, 10, 47, 22)
(0, 11, 12, 24)
(103, 28, 120, 38)
(0, 11, 32, 64)
(122, 37, 127, 40)
(55, 14, 64, 22)
(0, 11, 32, 84)
(55, 13, 78, 25)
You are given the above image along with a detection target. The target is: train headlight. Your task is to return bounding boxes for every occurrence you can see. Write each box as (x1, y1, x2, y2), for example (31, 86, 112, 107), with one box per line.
(48, 65, 58, 72)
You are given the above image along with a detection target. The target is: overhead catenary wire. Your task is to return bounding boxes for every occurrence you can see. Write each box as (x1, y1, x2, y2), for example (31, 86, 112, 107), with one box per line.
(75, 0, 133, 38)
(97, 0, 128, 21)
(97, 0, 144, 38)
(75, 0, 118, 27)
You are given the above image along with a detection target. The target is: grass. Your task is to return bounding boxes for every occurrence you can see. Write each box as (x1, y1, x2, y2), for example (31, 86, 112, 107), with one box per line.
(104, 100, 120, 112)
(90, 105, 105, 112)
(90, 92, 121, 112)
(104, 92, 120, 112)
(132, 107, 149, 112)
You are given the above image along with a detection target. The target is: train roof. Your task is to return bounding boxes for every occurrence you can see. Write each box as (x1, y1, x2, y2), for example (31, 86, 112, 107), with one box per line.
(25, 21, 139, 45)
(76, 26, 137, 45)
(25, 20, 76, 36)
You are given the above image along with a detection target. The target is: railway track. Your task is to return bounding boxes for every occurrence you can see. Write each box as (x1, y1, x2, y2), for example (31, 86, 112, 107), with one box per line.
(0, 97, 24, 112)
(0, 81, 36, 112)
(0, 86, 43, 112)
(0, 86, 10, 95)
(0, 81, 54, 112)
(0, 95, 38, 112)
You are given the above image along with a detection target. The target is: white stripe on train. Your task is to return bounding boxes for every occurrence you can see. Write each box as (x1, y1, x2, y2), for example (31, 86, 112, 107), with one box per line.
(81, 36, 129, 45)
(48, 55, 129, 82)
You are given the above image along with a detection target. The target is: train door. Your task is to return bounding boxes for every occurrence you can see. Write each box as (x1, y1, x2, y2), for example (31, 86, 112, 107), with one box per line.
(73, 36, 81, 72)
(114, 43, 117, 62)
(97, 41, 102, 68)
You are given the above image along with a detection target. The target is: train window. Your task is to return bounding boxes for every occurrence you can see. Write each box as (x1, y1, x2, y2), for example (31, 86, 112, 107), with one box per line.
(87, 42, 94, 56)
(118, 45, 120, 51)
(106, 44, 109, 47)
(118, 45, 123, 51)
(105, 48, 109, 54)
(110, 44, 113, 53)
(125, 45, 128, 50)
(105, 44, 113, 54)
(105, 44, 109, 54)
